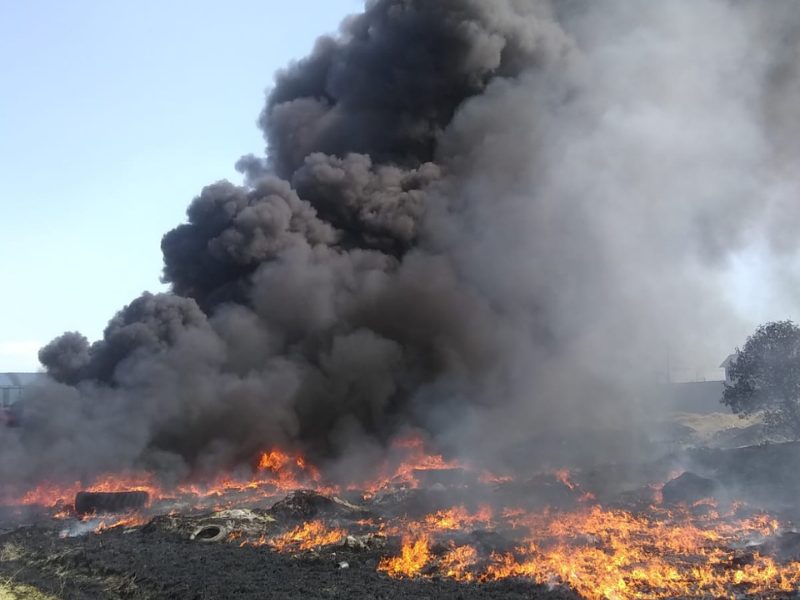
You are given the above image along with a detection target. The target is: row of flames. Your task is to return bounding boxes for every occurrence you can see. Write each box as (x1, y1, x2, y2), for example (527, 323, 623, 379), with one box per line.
(2, 436, 800, 600)
(2, 436, 472, 511)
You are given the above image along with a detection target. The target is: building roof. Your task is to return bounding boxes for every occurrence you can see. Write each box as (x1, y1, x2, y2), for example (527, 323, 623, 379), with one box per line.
(719, 354, 738, 369)
(0, 372, 46, 388)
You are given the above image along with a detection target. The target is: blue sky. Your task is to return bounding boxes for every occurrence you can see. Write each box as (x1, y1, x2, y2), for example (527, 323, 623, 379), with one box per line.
(0, 0, 361, 371)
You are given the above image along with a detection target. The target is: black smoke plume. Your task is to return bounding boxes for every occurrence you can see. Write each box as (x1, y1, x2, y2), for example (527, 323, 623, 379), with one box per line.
(5, 0, 799, 486)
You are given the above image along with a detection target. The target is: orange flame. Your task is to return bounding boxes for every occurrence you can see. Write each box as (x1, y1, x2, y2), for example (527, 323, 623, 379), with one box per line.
(423, 505, 493, 531)
(1, 448, 336, 511)
(269, 521, 346, 552)
(93, 514, 148, 533)
(441, 543, 479, 581)
(378, 503, 800, 600)
(378, 534, 432, 578)
(554, 469, 576, 490)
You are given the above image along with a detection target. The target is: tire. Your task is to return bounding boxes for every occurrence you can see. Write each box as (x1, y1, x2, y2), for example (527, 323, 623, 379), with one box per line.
(190, 524, 228, 543)
(74, 491, 149, 515)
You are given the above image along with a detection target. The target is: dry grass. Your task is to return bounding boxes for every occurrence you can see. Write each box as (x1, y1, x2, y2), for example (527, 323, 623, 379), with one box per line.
(0, 544, 23, 564)
(0, 542, 61, 599)
(0, 583, 60, 600)
(671, 411, 760, 434)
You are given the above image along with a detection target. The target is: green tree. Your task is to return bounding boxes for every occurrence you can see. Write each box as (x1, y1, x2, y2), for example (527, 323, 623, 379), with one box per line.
(722, 320, 800, 439)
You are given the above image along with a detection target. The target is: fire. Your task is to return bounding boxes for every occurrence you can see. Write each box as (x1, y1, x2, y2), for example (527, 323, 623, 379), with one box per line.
(554, 469, 575, 490)
(1, 448, 332, 511)
(269, 521, 346, 552)
(423, 505, 493, 531)
(478, 471, 514, 485)
(441, 543, 479, 581)
(357, 433, 474, 493)
(372, 504, 494, 539)
(2, 434, 497, 518)
(378, 503, 800, 600)
(257, 451, 288, 471)
(18, 481, 79, 508)
(251, 449, 328, 493)
(378, 534, 432, 578)
(93, 514, 148, 533)
(86, 473, 159, 495)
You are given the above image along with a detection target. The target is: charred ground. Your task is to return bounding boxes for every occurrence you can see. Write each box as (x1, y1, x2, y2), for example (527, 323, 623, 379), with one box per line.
(0, 527, 582, 600)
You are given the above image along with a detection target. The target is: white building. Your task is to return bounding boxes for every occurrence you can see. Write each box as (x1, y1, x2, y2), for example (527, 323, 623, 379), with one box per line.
(720, 354, 738, 384)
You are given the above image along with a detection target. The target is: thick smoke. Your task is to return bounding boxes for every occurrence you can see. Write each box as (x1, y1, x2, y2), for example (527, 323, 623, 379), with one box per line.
(5, 0, 800, 486)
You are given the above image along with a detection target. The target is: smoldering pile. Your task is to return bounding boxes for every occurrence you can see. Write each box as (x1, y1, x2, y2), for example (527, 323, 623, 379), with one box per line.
(4, 0, 800, 490)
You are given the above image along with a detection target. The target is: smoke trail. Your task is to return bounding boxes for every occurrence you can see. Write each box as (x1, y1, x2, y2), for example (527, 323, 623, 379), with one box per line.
(5, 0, 798, 486)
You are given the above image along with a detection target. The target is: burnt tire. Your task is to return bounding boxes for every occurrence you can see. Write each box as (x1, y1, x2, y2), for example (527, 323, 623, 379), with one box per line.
(74, 491, 149, 515)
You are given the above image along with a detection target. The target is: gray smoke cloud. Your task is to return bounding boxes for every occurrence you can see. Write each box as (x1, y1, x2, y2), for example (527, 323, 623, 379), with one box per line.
(4, 0, 799, 488)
